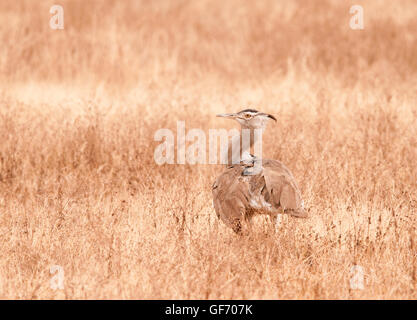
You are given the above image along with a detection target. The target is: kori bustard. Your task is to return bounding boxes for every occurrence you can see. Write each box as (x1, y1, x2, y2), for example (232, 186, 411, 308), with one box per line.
(212, 109, 308, 233)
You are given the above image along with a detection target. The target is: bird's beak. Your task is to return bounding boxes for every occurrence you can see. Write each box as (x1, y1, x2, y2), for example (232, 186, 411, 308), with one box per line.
(216, 113, 238, 119)
(259, 113, 277, 122)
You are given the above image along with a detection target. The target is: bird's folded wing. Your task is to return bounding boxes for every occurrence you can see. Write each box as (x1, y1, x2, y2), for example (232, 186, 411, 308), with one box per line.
(262, 164, 302, 210)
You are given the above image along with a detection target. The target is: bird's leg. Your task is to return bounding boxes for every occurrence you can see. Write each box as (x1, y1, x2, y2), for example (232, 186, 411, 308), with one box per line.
(275, 214, 283, 233)
(242, 155, 263, 176)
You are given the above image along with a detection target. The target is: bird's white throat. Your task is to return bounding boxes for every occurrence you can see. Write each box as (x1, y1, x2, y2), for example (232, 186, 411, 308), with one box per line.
(223, 128, 264, 166)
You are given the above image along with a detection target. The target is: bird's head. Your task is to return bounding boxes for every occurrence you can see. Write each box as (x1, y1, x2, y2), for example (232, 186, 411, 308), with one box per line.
(216, 109, 276, 129)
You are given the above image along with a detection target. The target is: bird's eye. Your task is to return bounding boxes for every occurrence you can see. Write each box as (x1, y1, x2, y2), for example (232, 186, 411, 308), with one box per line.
(244, 114, 251, 119)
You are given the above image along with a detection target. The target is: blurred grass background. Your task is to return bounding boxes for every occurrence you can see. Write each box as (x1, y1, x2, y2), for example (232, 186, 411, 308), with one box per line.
(0, 0, 416, 299)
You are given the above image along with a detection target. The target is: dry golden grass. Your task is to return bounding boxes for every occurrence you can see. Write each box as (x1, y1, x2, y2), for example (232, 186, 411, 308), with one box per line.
(0, 0, 416, 299)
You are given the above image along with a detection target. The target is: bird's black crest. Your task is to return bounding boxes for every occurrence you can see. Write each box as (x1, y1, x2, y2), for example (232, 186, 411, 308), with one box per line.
(239, 108, 259, 113)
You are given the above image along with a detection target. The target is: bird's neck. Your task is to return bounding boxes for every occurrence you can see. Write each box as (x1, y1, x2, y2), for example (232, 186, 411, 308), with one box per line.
(225, 127, 264, 166)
